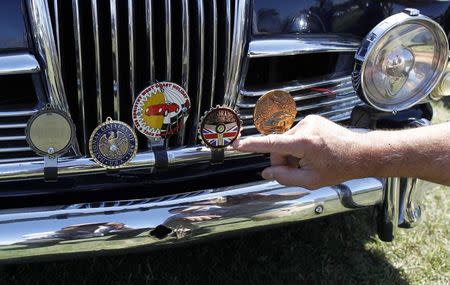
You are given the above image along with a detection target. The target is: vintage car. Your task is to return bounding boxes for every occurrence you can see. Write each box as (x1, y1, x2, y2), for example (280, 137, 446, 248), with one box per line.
(0, 0, 449, 263)
(145, 102, 180, 116)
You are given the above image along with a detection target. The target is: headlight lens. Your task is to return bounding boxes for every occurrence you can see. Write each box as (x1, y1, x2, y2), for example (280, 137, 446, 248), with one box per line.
(352, 9, 448, 112)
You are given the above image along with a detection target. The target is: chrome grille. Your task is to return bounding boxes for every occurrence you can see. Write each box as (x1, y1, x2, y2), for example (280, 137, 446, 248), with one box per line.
(48, 0, 236, 153)
(0, 54, 42, 160)
(237, 76, 362, 136)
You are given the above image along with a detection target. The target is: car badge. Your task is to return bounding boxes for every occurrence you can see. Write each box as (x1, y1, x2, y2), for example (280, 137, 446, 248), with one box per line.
(89, 117, 138, 169)
(199, 106, 241, 149)
(253, 90, 297, 135)
(25, 104, 76, 157)
(132, 82, 191, 140)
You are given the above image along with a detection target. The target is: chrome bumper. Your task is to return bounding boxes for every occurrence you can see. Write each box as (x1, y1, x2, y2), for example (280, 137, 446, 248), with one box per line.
(0, 178, 383, 263)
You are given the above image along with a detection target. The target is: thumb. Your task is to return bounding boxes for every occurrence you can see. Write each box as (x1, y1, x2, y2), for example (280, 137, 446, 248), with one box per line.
(262, 166, 319, 189)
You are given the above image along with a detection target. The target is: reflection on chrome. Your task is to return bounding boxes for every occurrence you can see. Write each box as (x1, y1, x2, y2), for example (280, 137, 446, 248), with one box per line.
(0, 178, 383, 262)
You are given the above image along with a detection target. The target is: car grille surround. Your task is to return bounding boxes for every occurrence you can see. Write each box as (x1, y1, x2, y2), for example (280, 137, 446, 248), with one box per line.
(23, 0, 363, 165)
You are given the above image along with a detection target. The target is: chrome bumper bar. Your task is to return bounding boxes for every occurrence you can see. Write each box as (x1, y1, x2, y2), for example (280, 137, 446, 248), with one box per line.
(0, 146, 254, 182)
(0, 178, 383, 263)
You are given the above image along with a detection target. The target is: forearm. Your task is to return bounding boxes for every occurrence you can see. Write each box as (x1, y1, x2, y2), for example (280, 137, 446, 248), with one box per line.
(357, 123, 450, 185)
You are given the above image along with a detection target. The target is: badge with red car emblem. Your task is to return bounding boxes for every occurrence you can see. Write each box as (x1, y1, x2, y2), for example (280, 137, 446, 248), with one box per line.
(132, 82, 190, 140)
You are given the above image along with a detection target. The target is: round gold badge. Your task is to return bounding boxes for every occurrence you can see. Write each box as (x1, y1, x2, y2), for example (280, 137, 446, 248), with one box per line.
(25, 105, 76, 157)
(253, 90, 297, 135)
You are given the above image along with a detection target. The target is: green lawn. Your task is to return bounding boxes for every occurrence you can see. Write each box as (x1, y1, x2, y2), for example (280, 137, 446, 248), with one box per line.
(0, 183, 448, 285)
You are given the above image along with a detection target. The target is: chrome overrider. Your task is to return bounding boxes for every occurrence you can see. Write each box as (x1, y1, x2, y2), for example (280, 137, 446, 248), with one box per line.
(0, 178, 383, 263)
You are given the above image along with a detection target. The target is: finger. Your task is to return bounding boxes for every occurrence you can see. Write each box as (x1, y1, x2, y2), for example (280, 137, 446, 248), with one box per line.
(232, 134, 300, 155)
(261, 166, 319, 189)
(271, 153, 288, 166)
(287, 155, 300, 168)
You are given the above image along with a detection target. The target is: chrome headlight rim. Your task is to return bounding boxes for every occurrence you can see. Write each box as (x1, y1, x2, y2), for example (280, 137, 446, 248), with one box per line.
(353, 9, 449, 113)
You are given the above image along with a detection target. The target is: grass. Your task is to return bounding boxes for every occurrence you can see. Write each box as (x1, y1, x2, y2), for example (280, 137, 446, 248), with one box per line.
(0, 183, 448, 285)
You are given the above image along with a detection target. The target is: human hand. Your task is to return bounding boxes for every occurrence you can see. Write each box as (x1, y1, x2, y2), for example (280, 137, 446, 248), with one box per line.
(232, 115, 366, 189)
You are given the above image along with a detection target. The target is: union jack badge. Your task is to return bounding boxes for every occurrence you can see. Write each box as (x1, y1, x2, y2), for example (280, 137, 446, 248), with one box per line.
(198, 106, 241, 149)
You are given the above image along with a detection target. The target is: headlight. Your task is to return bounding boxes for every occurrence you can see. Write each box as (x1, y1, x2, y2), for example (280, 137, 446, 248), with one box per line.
(352, 8, 448, 112)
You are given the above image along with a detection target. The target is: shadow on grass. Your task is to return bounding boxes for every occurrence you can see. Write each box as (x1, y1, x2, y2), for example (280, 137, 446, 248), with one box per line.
(0, 208, 409, 285)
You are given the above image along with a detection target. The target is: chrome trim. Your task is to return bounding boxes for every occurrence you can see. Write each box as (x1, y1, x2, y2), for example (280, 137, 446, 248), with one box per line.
(91, 0, 103, 125)
(165, 0, 172, 81)
(0, 123, 27, 129)
(242, 106, 356, 131)
(28, 0, 81, 156)
(110, 0, 120, 120)
(72, 0, 88, 153)
(223, 0, 250, 108)
(145, 0, 155, 84)
(0, 109, 38, 118)
(52, 0, 61, 62)
(241, 76, 353, 97)
(190, 0, 205, 143)
(224, 0, 231, 86)
(0, 136, 26, 142)
(28, 0, 71, 114)
(398, 178, 423, 228)
(0, 147, 31, 153)
(181, 0, 189, 93)
(209, 0, 218, 107)
(0, 54, 40, 75)
(128, 0, 136, 107)
(178, 0, 190, 145)
(0, 146, 255, 181)
(248, 36, 360, 58)
(380, 177, 400, 241)
(296, 97, 360, 112)
(0, 178, 383, 263)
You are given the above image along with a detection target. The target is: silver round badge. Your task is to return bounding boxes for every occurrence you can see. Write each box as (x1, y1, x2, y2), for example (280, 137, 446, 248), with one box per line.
(25, 105, 76, 157)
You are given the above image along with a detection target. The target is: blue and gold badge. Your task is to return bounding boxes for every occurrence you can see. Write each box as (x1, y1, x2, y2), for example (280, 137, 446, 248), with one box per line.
(89, 117, 138, 169)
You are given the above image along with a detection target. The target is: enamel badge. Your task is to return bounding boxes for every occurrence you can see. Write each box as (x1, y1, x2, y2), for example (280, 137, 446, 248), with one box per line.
(25, 105, 76, 157)
(253, 90, 297, 135)
(132, 82, 191, 139)
(199, 106, 241, 149)
(89, 117, 138, 169)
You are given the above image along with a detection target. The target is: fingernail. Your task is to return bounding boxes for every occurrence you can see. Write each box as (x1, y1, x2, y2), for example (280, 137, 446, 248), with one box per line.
(261, 168, 273, 180)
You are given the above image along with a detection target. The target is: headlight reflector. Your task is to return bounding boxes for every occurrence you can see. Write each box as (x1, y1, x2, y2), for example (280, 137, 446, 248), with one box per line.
(352, 9, 448, 112)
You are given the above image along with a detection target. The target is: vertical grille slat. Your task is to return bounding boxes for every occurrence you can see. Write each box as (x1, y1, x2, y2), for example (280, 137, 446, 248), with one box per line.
(178, 0, 190, 145)
(145, 0, 155, 84)
(72, 0, 88, 153)
(209, 0, 217, 108)
(165, 0, 172, 81)
(91, 0, 103, 125)
(190, 0, 205, 144)
(110, 0, 120, 120)
(224, 0, 249, 108)
(128, 0, 136, 105)
(224, 0, 232, 85)
(181, 0, 189, 93)
(52, 0, 61, 63)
